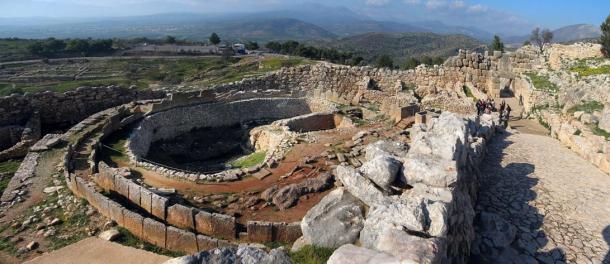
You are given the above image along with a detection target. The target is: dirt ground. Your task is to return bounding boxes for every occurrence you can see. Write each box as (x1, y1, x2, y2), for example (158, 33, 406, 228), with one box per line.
(104, 121, 392, 223)
(24, 237, 170, 264)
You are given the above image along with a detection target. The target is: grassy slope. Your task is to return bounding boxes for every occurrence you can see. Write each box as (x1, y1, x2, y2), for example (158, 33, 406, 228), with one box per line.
(570, 58, 610, 77)
(0, 56, 310, 96)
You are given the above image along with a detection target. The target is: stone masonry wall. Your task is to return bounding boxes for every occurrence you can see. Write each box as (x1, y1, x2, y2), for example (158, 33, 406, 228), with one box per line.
(323, 112, 499, 264)
(0, 85, 165, 128)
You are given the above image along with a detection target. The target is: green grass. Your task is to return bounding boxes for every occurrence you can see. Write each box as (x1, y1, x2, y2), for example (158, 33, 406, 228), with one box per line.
(0, 39, 38, 62)
(0, 56, 312, 96)
(462, 85, 476, 101)
(567, 101, 604, 114)
(228, 151, 267, 169)
(589, 124, 610, 140)
(524, 72, 559, 93)
(289, 245, 335, 264)
(99, 128, 130, 165)
(538, 116, 551, 131)
(43, 193, 90, 250)
(0, 159, 21, 194)
(570, 59, 610, 77)
(116, 227, 183, 257)
(0, 224, 18, 256)
(0, 159, 20, 174)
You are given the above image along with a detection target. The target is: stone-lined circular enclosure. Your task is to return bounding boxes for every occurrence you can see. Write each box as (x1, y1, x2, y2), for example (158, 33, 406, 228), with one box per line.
(127, 98, 335, 182)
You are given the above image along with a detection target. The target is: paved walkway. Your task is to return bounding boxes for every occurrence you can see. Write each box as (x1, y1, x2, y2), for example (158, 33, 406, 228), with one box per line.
(476, 128, 610, 263)
(24, 237, 170, 264)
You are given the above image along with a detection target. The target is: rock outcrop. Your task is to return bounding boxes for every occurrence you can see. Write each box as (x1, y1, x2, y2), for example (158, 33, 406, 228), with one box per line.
(163, 245, 291, 264)
(300, 188, 365, 248)
(317, 112, 499, 264)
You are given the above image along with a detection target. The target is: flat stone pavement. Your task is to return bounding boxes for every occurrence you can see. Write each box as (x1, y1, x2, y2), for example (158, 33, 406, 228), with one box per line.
(24, 237, 170, 264)
(475, 130, 610, 264)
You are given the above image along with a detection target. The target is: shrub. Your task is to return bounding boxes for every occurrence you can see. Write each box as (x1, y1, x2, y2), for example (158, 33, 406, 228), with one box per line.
(289, 245, 335, 264)
(524, 72, 558, 93)
(567, 101, 603, 114)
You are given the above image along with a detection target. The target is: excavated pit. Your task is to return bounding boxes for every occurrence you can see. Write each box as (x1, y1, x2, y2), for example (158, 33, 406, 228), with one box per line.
(146, 119, 274, 174)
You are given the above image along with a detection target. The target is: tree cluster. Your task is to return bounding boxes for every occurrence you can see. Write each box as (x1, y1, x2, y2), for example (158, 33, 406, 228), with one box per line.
(601, 15, 610, 57)
(530, 27, 553, 52)
(27, 38, 115, 57)
(492, 35, 504, 52)
(265, 40, 359, 65)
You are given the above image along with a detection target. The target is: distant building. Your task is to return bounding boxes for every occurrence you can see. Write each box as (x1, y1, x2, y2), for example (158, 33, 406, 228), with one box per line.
(233, 44, 246, 55)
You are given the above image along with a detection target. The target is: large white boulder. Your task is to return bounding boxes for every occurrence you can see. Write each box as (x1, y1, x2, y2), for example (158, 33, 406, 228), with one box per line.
(376, 228, 446, 264)
(359, 155, 401, 192)
(402, 153, 458, 187)
(327, 244, 400, 264)
(598, 104, 610, 132)
(335, 165, 389, 207)
(364, 140, 409, 161)
(359, 198, 428, 249)
(300, 188, 365, 248)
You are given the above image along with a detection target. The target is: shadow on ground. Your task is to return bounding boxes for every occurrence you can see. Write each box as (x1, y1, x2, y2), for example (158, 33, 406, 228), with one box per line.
(602, 226, 610, 264)
(470, 131, 566, 263)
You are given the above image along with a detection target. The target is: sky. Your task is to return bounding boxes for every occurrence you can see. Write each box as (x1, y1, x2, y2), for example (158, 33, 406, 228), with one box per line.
(0, 0, 609, 36)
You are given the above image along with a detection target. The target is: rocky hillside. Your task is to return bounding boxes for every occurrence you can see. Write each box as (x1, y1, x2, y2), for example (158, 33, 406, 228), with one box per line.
(318, 32, 484, 64)
(552, 24, 601, 43)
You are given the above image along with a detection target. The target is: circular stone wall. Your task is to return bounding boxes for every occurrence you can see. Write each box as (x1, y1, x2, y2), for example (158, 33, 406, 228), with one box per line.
(127, 98, 322, 179)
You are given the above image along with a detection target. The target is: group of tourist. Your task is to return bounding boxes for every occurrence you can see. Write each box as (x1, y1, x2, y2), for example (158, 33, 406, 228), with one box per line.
(476, 99, 512, 128)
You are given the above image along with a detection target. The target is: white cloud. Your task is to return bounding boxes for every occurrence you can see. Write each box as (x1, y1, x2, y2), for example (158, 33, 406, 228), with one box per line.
(425, 0, 446, 10)
(467, 4, 488, 13)
(403, 0, 421, 4)
(450, 0, 464, 9)
(366, 0, 391, 6)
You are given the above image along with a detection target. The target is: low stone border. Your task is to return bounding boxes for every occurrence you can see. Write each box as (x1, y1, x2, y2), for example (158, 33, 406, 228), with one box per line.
(0, 152, 39, 205)
(58, 103, 304, 254)
(538, 110, 610, 174)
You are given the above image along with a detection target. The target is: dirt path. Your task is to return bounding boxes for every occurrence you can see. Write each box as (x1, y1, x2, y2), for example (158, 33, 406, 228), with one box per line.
(24, 237, 169, 264)
(475, 124, 610, 263)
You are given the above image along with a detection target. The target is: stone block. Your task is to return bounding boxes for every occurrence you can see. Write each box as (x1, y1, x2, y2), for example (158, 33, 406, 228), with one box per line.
(127, 182, 141, 206)
(247, 221, 273, 242)
(140, 187, 153, 214)
(93, 192, 110, 217)
(96, 162, 115, 191)
(273, 222, 302, 243)
(151, 194, 168, 221)
(196, 234, 219, 251)
(143, 218, 166, 248)
(166, 226, 198, 254)
(167, 204, 195, 230)
(114, 176, 130, 198)
(108, 200, 125, 226)
(123, 209, 144, 238)
(195, 212, 237, 239)
(415, 111, 427, 124)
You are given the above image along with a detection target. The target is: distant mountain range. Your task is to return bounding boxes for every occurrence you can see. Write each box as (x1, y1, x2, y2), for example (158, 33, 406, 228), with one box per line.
(505, 24, 601, 45)
(0, 4, 497, 42)
(0, 4, 601, 60)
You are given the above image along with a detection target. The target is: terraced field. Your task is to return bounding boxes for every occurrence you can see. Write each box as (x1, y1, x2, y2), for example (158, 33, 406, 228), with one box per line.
(0, 55, 310, 95)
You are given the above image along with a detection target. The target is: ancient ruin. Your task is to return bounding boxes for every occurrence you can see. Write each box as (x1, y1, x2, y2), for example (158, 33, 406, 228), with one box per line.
(1, 42, 610, 264)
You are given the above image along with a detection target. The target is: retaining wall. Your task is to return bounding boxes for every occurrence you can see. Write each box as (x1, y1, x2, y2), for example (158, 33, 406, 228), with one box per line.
(0, 86, 165, 128)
